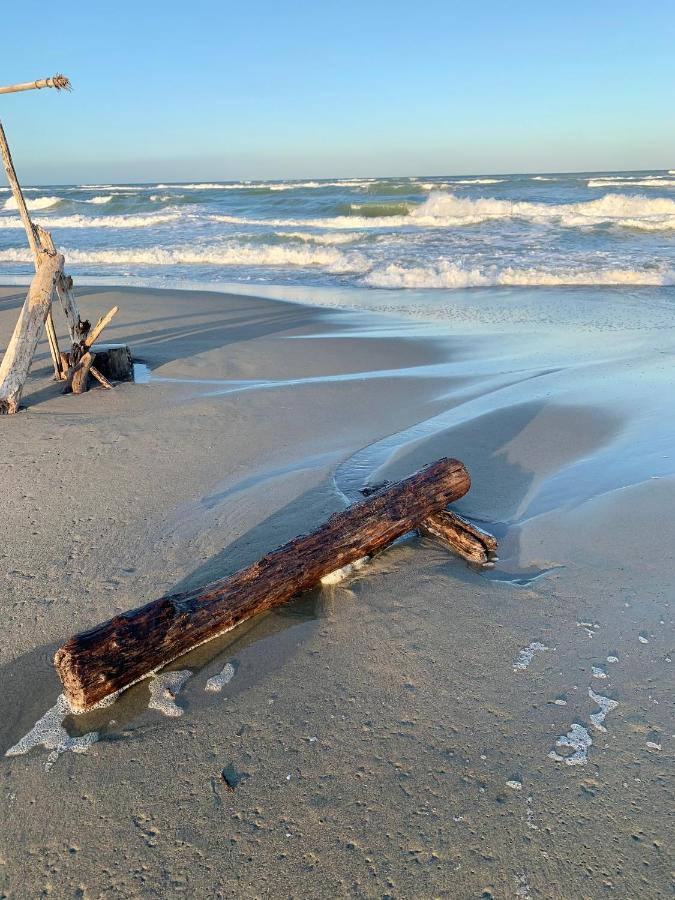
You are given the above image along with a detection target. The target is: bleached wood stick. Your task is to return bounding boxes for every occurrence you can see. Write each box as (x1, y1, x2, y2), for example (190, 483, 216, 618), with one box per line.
(0, 122, 65, 379)
(0, 75, 71, 95)
(0, 255, 64, 414)
(89, 366, 112, 389)
(35, 226, 87, 342)
(84, 306, 119, 348)
(44, 311, 64, 379)
(0, 121, 41, 260)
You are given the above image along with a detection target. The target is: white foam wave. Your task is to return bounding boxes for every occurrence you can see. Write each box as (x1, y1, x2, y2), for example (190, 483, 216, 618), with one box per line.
(0, 212, 182, 229)
(83, 195, 113, 204)
(157, 179, 373, 191)
(532, 176, 556, 181)
(0, 242, 367, 272)
(3, 195, 61, 211)
(209, 192, 675, 231)
(589, 178, 675, 188)
(275, 231, 364, 245)
(364, 261, 675, 289)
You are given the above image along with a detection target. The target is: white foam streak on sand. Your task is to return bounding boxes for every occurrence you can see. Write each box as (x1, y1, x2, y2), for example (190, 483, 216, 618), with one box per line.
(0, 212, 182, 229)
(548, 723, 592, 766)
(513, 641, 549, 672)
(364, 261, 675, 289)
(588, 688, 618, 732)
(5, 694, 99, 771)
(148, 670, 192, 716)
(205, 662, 235, 692)
(3, 195, 61, 211)
(0, 242, 368, 272)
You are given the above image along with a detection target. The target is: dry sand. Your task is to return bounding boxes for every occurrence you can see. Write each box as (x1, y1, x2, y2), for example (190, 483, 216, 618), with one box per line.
(0, 283, 672, 898)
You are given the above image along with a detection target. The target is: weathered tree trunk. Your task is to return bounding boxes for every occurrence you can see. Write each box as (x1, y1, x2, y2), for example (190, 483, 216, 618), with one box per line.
(0, 123, 66, 380)
(35, 226, 87, 342)
(55, 457, 471, 710)
(70, 351, 95, 394)
(421, 509, 497, 564)
(0, 255, 63, 413)
(90, 343, 133, 381)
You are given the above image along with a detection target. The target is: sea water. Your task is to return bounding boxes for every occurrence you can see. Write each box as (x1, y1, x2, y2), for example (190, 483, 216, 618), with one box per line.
(1, 171, 674, 291)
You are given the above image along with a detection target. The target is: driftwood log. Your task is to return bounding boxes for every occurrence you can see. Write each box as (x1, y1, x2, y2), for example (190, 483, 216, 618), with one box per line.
(422, 509, 497, 564)
(55, 457, 471, 710)
(0, 255, 63, 414)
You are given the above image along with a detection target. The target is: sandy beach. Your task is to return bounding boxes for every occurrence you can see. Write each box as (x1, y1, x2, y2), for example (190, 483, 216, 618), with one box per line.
(0, 283, 672, 898)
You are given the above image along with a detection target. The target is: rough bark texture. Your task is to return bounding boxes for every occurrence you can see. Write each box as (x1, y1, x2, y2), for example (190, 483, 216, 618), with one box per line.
(55, 457, 471, 710)
(0, 255, 63, 414)
(91, 343, 133, 381)
(70, 351, 95, 394)
(421, 509, 497, 564)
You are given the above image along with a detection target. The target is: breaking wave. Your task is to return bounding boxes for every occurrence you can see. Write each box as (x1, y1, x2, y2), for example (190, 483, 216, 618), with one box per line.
(364, 261, 675, 289)
(274, 231, 364, 245)
(3, 195, 61, 211)
(0, 242, 367, 272)
(0, 212, 182, 229)
(210, 192, 675, 231)
(588, 177, 675, 188)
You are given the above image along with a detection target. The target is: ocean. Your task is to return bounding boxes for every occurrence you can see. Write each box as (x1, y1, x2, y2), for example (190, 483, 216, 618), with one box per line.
(1, 171, 674, 294)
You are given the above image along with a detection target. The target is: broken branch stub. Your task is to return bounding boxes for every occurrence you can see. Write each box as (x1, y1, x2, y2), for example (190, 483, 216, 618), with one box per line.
(55, 457, 471, 710)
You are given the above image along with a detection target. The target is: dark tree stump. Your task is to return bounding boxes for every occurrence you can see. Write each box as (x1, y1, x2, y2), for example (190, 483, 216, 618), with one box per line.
(90, 343, 133, 382)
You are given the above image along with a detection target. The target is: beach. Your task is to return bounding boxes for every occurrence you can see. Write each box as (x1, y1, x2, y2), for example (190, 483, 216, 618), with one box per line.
(0, 282, 672, 897)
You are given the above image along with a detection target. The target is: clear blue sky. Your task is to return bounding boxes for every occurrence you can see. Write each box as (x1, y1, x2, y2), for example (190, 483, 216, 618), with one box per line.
(1, 0, 674, 183)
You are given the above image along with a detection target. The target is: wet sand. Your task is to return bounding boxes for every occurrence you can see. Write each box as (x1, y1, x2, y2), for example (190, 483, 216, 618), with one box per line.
(0, 283, 672, 898)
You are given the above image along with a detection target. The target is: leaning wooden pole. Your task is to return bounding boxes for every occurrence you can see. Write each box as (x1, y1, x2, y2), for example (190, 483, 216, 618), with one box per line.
(0, 254, 64, 413)
(56, 457, 471, 710)
(0, 120, 62, 379)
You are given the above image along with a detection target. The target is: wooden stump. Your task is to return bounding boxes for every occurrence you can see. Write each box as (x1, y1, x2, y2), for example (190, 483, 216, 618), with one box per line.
(55, 457, 471, 710)
(90, 343, 133, 382)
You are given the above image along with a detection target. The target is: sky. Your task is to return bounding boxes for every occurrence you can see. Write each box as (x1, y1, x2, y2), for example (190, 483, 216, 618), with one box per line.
(1, 0, 674, 183)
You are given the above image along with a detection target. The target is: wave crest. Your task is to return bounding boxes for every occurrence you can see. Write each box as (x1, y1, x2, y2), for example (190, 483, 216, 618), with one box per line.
(0, 242, 367, 272)
(364, 261, 675, 289)
(3, 196, 61, 211)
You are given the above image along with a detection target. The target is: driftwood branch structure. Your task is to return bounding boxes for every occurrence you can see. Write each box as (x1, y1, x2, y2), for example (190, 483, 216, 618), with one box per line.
(0, 74, 125, 411)
(56, 458, 473, 710)
(0, 254, 64, 413)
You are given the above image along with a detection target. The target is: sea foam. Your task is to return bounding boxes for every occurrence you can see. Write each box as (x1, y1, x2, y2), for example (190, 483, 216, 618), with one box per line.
(364, 261, 675, 289)
(0, 242, 368, 272)
(3, 195, 61, 211)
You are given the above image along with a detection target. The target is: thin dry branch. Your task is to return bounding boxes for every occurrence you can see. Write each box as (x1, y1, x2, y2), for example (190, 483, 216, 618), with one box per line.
(0, 74, 72, 96)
